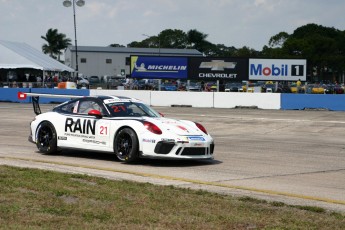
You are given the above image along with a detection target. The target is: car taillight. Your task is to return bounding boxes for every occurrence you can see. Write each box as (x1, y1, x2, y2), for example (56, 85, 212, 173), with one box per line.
(195, 122, 208, 134)
(143, 121, 162, 135)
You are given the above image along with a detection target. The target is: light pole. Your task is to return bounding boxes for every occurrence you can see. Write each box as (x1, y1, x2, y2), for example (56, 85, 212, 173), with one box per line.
(142, 34, 161, 56)
(63, 0, 85, 77)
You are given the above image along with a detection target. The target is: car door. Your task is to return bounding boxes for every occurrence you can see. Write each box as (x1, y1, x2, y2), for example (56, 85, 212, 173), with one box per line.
(61, 98, 112, 151)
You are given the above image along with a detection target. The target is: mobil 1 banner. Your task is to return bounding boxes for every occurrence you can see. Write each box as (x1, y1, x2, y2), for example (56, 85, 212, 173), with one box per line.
(188, 57, 248, 81)
(249, 59, 306, 81)
(130, 56, 188, 79)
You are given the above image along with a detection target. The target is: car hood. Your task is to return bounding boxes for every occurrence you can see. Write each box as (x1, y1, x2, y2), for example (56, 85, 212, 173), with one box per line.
(148, 117, 204, 136)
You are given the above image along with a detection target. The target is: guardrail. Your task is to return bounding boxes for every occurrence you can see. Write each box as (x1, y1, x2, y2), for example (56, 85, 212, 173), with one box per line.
(2, 88, 345, 111)
(91, 89, 345, 111)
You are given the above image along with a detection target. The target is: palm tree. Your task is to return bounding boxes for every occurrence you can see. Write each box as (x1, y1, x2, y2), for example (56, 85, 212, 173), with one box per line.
(187, 29, 212, 55)
(187, 29, 208, 49)
(41, 28, 71, 61)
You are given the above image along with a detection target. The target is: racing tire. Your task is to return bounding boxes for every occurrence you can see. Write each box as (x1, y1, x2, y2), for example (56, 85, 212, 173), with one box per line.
(114, 128, 139, 163)
(36, 121, 57, 155)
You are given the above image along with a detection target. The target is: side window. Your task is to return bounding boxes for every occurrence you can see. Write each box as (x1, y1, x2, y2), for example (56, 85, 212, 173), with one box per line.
(78, 100, 104, 114)
(128, 103, 141, 115)
(60, 101, 78, 114)
(110, 103, 129, 117)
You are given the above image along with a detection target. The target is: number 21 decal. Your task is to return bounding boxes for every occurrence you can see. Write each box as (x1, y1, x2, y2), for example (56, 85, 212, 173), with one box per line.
(99, 125, 109, 136)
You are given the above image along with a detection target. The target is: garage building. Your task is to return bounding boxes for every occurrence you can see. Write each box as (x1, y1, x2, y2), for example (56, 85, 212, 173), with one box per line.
(64, 46, 202, 78)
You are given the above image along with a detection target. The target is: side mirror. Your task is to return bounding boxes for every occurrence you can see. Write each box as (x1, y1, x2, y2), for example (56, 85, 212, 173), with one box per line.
(88, 109, 102, 118)
(159, 112, 164, 117)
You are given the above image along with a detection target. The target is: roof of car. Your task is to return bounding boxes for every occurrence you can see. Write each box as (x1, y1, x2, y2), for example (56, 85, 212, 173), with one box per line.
(93, 95, 142, 103)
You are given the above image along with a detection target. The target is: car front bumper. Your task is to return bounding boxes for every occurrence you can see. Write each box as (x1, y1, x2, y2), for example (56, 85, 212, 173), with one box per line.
(141, 139, 215, 160)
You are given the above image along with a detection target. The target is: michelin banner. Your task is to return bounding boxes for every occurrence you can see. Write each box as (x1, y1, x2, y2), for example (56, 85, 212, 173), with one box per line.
(130, 56, 188, 79)
(249, 59, 307, 81)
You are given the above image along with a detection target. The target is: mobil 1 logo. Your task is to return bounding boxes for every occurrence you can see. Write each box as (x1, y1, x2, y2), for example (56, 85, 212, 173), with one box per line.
(291, 65, 304, 77)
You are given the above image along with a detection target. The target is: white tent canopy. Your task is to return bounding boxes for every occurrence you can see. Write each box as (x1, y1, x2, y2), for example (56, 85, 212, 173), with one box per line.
(0, 40, 74, 72)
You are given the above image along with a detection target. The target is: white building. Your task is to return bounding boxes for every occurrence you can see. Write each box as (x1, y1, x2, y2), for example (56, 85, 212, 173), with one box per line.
(64, 46, 202, 78)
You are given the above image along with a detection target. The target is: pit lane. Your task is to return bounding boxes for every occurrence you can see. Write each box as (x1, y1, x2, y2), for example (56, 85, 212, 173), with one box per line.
(0, 102, 344, 212)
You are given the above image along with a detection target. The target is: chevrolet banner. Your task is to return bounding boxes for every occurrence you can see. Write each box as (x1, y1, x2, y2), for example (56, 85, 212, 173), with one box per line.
(188, 57, 249, 81)
(130, 56, 188, 79)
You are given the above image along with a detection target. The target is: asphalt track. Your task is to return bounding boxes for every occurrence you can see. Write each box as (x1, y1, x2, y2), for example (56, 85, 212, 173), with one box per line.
(0, 102, 344, 213)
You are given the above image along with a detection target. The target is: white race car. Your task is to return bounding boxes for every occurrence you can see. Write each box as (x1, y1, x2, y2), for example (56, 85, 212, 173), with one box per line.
(19, 93, 214, 163)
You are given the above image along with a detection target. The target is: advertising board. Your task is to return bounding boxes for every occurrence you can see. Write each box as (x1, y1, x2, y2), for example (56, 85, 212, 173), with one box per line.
(188, 57, 248, 81)
(130, 56, 188, 79)
(249, 59, 306, 81)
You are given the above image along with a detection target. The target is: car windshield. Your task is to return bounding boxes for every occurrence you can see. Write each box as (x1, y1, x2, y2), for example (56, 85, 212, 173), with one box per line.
(104, 101, 161, 118)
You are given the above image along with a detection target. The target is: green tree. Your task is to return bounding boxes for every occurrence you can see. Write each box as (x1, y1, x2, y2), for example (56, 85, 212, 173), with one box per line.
(281, 23, 345, 81)
(268, 32, 290, 48)
(234, 46, 259, 57)
(261, 45, 287, 58)
(127, 41, 145, 48)
(186, 29, 210, 54)
(158, 29, 188, 48)
(41, 28, 71, 61)
(208, 44, 237, 57)
(127, 36, 158, 48)
(128, 29, 188, 50)
(126, 28, 261, 57)
(109, 43, 125, 47)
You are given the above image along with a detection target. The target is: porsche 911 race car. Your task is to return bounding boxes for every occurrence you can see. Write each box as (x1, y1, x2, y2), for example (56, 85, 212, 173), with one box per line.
(18, 92, 214, 163)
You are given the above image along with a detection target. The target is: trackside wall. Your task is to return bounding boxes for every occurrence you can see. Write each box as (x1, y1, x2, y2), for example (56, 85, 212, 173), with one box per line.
(2, 88, 345, 111)
(0, 88, 31, 103)
(214, 93, 281, 109)
(281, 94, 345, 111)
(90, 90, 279, 109)
(0, 88, 89, 103)
(151, 91, 213, 107)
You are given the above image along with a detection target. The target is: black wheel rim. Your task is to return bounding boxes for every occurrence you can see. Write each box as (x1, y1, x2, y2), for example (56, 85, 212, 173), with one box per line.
(38, 126, 53, 148)
(116, 133, 132, 160)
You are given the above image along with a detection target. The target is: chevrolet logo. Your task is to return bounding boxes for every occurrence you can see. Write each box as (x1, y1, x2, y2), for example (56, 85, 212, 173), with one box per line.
(199, 60, 237, 71)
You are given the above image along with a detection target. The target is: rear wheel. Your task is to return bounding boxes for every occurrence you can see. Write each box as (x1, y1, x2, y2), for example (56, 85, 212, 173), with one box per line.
(114, 128, 139, 163)
(36, 121, 57, 154)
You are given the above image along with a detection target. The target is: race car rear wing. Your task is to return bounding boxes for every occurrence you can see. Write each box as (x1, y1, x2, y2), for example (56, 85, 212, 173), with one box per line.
(18, 92, 84, 115)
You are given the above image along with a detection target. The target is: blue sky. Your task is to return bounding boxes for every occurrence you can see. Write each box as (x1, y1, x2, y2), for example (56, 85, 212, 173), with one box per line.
(1, 0, 344, 51)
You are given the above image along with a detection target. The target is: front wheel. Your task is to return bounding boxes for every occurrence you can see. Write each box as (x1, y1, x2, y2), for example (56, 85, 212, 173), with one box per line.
(36, 121, 57, 154)
(114, 128, 139, 163)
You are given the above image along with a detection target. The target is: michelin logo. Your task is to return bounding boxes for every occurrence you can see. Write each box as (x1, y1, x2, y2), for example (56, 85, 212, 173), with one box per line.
(135, 63, 186, 72)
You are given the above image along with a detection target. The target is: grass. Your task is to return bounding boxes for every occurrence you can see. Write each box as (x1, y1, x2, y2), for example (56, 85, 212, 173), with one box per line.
(0, 165, 344, 229)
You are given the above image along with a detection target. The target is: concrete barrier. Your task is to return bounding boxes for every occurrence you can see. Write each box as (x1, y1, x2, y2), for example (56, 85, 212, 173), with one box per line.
(3, 88, 345, 111)
(90, 90, 280, 109)
(151, 91, 214, 107)
(214, 92, 281, 110)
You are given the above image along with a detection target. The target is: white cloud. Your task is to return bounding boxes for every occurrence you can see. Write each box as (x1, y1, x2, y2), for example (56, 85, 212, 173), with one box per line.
(0, 0, 344, 51)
